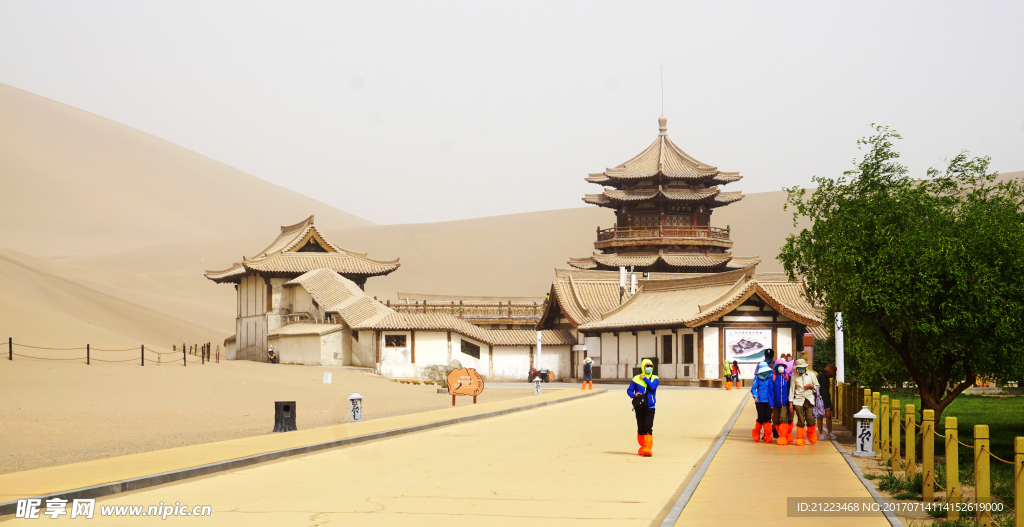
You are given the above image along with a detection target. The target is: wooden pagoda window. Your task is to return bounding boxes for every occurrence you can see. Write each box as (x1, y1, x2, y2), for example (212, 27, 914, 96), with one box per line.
(696, 214, 710, 227)
(683, 334, 694, 363)
(385, 335, 407, 347)
(634, 214, 659, 227)
(661, 335, 673, 364)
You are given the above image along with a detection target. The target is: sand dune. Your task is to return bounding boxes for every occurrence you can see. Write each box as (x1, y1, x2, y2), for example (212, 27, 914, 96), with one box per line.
(0, 83, 373, 258)
(1, 82, 1020, 347)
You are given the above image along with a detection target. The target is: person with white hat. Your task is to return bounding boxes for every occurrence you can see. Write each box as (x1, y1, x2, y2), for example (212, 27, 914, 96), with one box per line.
(787, 358, 820, 446)
(581, 357, 594, 390)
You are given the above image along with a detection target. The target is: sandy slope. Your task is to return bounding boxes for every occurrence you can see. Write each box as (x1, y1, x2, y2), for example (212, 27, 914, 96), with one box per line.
(0, 83, 373, 258)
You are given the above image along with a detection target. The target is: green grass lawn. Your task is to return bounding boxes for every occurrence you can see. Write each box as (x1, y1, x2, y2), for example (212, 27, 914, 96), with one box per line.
(878, 390, 1022, 509)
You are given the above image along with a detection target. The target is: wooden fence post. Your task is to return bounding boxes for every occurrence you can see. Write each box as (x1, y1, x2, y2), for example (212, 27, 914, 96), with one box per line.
(1014, 436, 1022, 527)
(881, 395, 890, 464)
(906, 404, 916, 479)
(872, 392, 881, 455)
(922, 409, 934, 502)
(201, 344, 205, 365)
(183, 347, 186, 367)
(141, 345, 144, 366)
(8, 337, 11, 361)
(891, 399, 901, 472)
(974, 425, 990, 527)
(946, 416, 959, 521)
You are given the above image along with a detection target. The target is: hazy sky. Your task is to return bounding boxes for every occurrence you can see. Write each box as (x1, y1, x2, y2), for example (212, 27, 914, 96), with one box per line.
(2, 1, 1022, 225)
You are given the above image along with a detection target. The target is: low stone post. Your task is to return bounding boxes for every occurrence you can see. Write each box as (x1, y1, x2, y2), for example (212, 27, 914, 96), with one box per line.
(349, 392, 363, 421)
(534, 378, 542, 395)
(853, 406, 876, 457)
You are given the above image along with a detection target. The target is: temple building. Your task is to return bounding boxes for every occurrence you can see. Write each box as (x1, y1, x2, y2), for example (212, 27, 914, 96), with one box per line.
(543, 117, 824, 384)
(207, 217, 574, 380)
(569, 116, 759, 273)
(205, 216, 400, 361)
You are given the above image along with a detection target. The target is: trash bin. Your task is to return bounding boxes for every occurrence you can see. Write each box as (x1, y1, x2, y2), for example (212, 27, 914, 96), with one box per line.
(273, 401, 297, 433)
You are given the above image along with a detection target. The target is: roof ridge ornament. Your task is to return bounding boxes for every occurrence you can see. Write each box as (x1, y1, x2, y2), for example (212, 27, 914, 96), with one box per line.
(658, 116, 667, 135)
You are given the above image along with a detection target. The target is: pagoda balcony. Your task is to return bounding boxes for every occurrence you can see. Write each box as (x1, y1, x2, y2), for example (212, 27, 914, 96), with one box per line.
(595, 225, 733, 250)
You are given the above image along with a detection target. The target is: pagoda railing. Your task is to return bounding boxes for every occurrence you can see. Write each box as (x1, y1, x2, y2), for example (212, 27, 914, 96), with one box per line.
(597, 225, 731, 242)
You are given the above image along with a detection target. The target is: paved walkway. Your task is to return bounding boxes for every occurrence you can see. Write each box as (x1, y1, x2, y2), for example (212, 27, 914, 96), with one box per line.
(31, 388, 745, 526)
(672, 399, 892, 526)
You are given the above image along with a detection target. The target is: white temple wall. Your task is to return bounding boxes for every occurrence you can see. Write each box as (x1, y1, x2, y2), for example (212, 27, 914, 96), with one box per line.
(414, 331, 449, 366)
(492, 346, 530, 381)
(351, 330, 376, 367)
(703, 326, 719, 380)
(536, 346, 570, 380)
(321, 330, 344, 366)
(777, 327, 793, 358)
(601, 333, 617, 365)
(268, 334, 321, 365)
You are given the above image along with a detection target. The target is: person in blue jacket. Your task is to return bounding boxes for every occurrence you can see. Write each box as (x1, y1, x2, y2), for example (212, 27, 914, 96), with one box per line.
(627, 358, 659, 457)
(750, 362, 773, 442)
(767, 362, 792, 445)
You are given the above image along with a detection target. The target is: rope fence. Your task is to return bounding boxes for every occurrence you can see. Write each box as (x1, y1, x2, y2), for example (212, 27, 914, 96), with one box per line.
(3, 338, 221, 366)
(837, 381, 1022, 526)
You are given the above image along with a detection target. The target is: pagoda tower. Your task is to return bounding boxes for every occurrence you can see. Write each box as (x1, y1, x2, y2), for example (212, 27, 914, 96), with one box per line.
(569, 116, 759, 273)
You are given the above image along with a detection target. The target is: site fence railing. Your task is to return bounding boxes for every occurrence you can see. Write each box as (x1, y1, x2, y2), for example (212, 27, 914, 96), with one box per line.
(4, 338, 221, 366)
(834, 379, 1023, 526)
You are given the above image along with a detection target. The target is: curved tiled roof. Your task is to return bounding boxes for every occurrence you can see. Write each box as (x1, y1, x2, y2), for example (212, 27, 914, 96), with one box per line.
(587, 117, 745, 184)
(568, 252, 760, 272)
(285, 269, 395, 327)
(584, 187, 744, 209)
(205, 215, 399, 283)
(269, 323, 345, 337)
(577, 269, 823, 331)
(550, 277, 624, 326)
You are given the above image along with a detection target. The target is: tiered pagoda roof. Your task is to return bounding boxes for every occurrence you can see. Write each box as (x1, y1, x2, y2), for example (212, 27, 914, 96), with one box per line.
(569, 117, 758, 273)
(204, 216, 400, 284)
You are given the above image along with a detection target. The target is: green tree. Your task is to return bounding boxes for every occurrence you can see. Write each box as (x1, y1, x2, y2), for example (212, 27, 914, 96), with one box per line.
(780, 125, 1024, 422)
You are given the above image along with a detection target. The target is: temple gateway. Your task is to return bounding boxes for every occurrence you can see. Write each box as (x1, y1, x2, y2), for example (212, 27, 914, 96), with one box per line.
(206, 117, 823, 384)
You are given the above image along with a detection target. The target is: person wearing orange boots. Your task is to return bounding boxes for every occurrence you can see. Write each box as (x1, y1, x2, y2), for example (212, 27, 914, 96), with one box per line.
(767, 362, 791, 445)
(788, 358, 821, 446)
(627, 358, 659, 456)
(581, 357, 594, 390)
(750, 362, 773, 442)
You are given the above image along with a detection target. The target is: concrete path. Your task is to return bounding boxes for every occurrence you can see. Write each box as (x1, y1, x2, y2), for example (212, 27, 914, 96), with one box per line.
(672, 399, 893, 526)
(39, 388, 745, 526)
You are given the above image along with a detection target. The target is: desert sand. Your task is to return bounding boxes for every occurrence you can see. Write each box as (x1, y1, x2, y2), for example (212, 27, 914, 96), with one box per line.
(0, 358, 534, 474)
